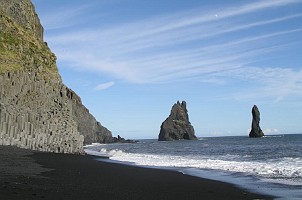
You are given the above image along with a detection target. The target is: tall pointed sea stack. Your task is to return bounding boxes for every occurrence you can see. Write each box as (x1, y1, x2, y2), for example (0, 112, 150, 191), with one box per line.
(158, 101, 196, 141)
(0, 0, 112, 153)
(249, 105, 264, 138)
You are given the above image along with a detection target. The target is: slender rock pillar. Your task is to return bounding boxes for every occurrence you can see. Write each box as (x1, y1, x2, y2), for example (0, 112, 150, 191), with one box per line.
(249, 105, 264, 138)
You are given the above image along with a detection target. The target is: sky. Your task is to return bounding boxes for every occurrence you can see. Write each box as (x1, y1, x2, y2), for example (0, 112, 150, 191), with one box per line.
(31, 0, 302, 139)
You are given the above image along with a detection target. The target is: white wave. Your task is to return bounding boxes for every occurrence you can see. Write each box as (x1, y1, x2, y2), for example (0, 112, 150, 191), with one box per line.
(86, 148, 302, 183)
(83, 143, 105, 148)
(84, 147, 125, 157)
(263, 135, 284, 138)
(84, 149, 109, 157)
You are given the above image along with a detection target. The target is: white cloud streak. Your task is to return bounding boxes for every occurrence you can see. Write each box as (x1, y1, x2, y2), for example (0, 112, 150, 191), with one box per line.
(95, 82, 115, 91)
(219, 67, 302, 102)
(39, 4, 94, 30)
(42, 0, 302, 101)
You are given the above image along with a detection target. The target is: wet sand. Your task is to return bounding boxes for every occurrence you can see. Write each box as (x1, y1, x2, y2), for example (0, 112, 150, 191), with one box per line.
(0, 145, 274, 200)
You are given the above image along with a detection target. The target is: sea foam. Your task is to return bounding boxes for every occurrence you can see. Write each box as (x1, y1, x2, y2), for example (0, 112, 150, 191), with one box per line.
(85, 147, 302, 184)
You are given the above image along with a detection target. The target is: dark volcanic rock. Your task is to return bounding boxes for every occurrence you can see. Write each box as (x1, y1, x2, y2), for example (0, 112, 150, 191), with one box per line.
(249, 105, 264, 138)
(158, 101, 197, 141)
(112, 135, 138, 143)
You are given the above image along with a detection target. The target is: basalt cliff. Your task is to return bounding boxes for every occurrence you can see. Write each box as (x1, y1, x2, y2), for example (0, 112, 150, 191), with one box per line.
(159, 101, 197, 141)
(0, 0, 112, 153)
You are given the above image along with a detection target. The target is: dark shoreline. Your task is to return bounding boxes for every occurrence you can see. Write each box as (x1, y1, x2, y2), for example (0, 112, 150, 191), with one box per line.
(0, 146, 275, 200)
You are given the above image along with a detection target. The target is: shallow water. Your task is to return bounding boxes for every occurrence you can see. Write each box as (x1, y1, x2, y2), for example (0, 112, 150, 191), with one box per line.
(85, 134, 302, 199)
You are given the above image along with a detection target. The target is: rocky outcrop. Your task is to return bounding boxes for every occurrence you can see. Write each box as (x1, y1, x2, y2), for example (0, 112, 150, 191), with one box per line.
(0, 0, 112, 153)
(112, 135, 138, 143)
(249, 105, 264, 138)
(158, 101, 197, 141)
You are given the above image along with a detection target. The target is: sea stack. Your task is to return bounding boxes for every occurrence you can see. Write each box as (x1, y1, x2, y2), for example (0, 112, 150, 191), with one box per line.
(158, 101, 197, 141)
(249, 105, 264, 138)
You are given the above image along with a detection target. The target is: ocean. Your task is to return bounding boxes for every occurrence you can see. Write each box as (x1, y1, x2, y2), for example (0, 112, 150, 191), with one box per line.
(85, 134, 302, 199)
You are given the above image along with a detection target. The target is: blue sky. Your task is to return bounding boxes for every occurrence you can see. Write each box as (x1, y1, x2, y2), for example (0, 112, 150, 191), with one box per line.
(32, 0, 302, 139)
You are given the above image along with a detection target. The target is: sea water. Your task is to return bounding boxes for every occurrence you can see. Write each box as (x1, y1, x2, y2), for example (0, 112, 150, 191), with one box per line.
(85, 134, 302, 199)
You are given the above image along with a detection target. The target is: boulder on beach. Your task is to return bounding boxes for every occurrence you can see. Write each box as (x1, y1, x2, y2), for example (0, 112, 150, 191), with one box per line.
(249, 105, 264, 138)
(158, 101, 197, 141)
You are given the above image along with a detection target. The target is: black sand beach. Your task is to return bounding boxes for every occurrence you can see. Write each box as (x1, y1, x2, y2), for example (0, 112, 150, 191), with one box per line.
(0, 146, 274, 200)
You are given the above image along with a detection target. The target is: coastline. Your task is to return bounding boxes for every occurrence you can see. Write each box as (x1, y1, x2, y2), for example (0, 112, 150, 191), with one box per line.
(0, 146, 275, 200)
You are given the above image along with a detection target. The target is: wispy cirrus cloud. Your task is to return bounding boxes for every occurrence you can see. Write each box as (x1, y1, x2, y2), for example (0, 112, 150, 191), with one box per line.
(38, 5, 93, 30)
(42, 0, 302, 101)
(94, 81, 115, 91)
(216, 66, 302, 102)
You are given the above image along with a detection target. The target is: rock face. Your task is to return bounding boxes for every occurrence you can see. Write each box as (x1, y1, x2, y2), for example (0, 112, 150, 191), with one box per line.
(249, 105, 264, 138)
(0, 0, 112, 153)
(0, 0, 44, 41)
(158, 101, 197, 141)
